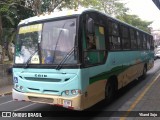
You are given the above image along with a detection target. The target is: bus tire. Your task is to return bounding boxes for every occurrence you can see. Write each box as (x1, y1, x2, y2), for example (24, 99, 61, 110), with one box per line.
(105, 80, 115, 104)
(141, 65, 147, 79)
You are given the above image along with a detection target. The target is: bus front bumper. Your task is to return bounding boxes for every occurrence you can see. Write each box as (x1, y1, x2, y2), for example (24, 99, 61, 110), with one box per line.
(12, 89, 83, 110)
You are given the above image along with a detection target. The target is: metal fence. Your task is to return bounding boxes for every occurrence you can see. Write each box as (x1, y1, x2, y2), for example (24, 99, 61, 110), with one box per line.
(0, 64, 13, 87)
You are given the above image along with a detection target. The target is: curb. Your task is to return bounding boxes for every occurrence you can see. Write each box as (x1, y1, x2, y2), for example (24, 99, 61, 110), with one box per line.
(0, 91, 12, 97)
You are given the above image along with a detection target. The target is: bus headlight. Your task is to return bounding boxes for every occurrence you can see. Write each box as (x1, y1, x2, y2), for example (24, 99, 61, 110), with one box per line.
(65, 90, 70, 95)
(15, 84, 19, 89)
(62, 89, 81, 96)
(14, 84, 24, 92)
(71, 89, 81, 95)
(20, 86, 24, 91)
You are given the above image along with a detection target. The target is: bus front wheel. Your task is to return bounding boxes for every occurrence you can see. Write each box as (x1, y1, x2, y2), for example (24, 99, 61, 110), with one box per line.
(105, 81, 115, 104)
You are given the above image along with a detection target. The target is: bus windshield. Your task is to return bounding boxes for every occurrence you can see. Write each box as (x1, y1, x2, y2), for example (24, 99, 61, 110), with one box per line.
(15, 18, 77, 65)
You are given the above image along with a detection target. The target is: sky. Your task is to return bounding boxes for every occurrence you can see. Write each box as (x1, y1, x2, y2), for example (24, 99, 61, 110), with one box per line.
(123, 0, 160, 30)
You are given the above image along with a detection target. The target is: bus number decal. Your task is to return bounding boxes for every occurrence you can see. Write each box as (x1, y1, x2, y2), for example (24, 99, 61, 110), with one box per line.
(35, 74, 47, 78)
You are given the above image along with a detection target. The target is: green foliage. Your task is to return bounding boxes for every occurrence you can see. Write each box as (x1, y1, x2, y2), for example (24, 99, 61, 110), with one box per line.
(0, 0, 153, 41)
(69, 0, 129, 17)
(58, 0, 99, 10)
(0, 0, 34, 28)
(95, 0, 128, 16)
(117, 14, 152, 33)
(24, 0, 70, 14)
(0, 0, 153, 63)
(14, 5, 34, 28)
(0, 0, 34, 63)
(41, 0, 51, 12)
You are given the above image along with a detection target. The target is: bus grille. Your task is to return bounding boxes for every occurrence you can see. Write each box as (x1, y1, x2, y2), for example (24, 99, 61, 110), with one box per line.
(24, 77, 61, 82)
(28, 88, 59, 95)
(28, 96, 53, 103)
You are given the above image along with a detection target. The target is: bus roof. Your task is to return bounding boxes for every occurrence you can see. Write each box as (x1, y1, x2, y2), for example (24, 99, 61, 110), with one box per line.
(19, 9, 151, 35)
(19, 9, 86, 25)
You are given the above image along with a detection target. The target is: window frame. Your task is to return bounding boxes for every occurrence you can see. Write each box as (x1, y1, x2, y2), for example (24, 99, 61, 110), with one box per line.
(82, 13, 107, 67)
(108, 20, 121, 51)
(121, 25, 131, 50)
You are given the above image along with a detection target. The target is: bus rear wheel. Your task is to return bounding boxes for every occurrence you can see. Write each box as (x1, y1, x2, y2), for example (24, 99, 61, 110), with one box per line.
(105, 81, 115, 104)
(140, 66, 147, 79)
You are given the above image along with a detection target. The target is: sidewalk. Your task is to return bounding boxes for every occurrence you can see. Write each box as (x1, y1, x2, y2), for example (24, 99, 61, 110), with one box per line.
(0, 84, 13, 96)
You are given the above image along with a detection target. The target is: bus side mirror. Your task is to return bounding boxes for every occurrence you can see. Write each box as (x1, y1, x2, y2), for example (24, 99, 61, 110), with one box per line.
(86, 18, 95, 35)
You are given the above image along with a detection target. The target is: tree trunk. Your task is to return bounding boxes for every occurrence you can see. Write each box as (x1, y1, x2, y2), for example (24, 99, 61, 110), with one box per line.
(0, 15, 4, 64)
(7, 43, 13, 61)
(2, 48, 5, 64)
(7, 29, 16, 62)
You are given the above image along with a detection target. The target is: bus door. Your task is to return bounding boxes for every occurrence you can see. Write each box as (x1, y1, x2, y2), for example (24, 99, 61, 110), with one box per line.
(83, 17, 106, 66)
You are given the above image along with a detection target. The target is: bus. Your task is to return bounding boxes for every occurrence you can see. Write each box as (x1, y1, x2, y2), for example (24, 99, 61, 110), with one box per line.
(12, 9, 154, 110)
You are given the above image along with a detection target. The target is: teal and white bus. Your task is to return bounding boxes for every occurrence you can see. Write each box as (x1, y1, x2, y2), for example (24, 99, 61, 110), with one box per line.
(12, 9, 154, 110)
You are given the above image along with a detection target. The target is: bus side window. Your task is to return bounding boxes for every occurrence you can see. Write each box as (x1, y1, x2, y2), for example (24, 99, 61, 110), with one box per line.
(137, 31, 141, 49)
(121, 25, 130, 50)
(139, 33, 143, 50)
(95, 25, 105, 50)
(87, 35, 96, 50)
(85, 25, 106, 65)
(143, 35, 147, 50)
(83, 16, 106, 65)
(109, 21, 121, 50)
(146, 36, 151, 50)
(130, 29, 137, 49)
(150, 36, 154, 50)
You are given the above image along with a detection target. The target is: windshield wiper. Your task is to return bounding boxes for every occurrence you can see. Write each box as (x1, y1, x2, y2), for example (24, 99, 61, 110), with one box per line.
(53, 21, 75, 57)
(56, 47, 75, 70)
(24, 49, 39, 68)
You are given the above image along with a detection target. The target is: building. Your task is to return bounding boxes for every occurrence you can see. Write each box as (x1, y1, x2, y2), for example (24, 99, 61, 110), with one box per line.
(152, 0, 160, 47)
(151, 29, 160, 47)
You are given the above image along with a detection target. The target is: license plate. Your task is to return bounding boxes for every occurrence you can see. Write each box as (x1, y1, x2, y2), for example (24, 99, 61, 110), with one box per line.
(63, 100, 72, 107)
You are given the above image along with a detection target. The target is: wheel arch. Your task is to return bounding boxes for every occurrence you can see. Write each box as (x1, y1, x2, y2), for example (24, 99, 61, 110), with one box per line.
(107, 75, 118, 92)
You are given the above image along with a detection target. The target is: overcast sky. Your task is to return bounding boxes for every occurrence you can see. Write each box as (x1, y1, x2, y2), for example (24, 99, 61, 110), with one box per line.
(123, 0, 160, 30)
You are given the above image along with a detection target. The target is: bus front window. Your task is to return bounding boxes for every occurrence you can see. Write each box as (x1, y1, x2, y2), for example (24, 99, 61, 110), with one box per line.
(15, 24, 42, 64)
(15, 18, 77, 65)
(41, 18, 77, 64)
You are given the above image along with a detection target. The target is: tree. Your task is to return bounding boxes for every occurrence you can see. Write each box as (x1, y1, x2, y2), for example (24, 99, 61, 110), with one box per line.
(2, 28, 16, 61)
(0, 0, 34, 63)
(24, 0, 70, 15)
(23, 0, 128, 17)
(0, 0, 15, 63)
(117, 14, 152, 33)
(94, 0, 128, 17)
(0, 0, 152, 63)
(52, 0, 128, 18)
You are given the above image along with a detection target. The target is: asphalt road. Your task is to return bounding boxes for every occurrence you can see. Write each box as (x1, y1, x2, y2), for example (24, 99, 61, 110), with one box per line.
(1, 59, 160, 120)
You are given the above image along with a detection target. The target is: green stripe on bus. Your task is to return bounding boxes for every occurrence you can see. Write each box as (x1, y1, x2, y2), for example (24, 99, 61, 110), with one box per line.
(89, 65, 130, 84)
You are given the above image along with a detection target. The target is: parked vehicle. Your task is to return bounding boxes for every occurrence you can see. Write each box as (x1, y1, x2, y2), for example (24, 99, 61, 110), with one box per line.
(155, 46, 160, 59)
(155, 50, 160, 59)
